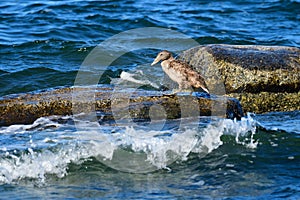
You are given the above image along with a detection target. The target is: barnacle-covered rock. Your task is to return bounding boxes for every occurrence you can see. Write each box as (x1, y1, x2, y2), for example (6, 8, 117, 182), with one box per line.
(0, 87, 243, 126)
(180, 44, 300, 113)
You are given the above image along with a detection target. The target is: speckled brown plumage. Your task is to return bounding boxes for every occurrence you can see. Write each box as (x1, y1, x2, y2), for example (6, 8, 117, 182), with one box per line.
(151, 50, 209, 93)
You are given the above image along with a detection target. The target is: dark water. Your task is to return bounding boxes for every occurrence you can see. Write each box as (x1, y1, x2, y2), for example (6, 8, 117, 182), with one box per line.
(0, 0, 300, 199)
(1, 0, 300, 96)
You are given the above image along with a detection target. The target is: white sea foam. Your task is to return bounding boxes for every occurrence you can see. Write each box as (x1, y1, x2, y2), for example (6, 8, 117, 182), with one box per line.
(0, 114, 258, 183)
(0, 117, 61, 134)
(0, 144, 78, 183)
(111, 66, 161, 89)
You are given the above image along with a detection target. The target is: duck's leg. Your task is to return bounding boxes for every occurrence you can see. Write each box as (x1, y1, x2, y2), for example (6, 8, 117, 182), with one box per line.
(179, 82, 194, 94)
(162, 85, 180, 96)
(171, 83, 184, 94)
(166, 83, 192, 95)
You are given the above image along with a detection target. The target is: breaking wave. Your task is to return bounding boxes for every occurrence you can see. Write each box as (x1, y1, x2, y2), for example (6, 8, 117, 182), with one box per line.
(0, 114, 258, 184)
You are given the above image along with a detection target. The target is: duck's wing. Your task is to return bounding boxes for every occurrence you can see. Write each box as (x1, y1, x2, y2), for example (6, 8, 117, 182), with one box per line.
(186, 69, 209, 93)
(170, 60, 209, 93)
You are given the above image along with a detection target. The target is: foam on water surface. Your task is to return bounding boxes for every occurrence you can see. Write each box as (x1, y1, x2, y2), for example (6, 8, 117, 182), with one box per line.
(0, 114, 258, 184)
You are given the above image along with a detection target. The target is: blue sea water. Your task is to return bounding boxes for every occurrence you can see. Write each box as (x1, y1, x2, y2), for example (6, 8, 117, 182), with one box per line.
(0, 0, 300, 199)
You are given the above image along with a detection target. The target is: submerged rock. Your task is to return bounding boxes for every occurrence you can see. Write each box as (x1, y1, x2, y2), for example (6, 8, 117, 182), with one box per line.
(0, 87, 243, 126)
(180, 44, 300, 113)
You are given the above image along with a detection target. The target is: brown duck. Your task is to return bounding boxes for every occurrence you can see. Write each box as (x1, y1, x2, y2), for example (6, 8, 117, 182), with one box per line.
(151, 50, 209, 93)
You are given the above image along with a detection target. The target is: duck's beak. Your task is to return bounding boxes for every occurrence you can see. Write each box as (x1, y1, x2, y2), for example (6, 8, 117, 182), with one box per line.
(151, 57, 160, 66)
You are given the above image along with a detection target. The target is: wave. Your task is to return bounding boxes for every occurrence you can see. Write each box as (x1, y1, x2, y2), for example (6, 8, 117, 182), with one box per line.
(1, 0, 298, 47)
(255, 111, 300, 134)
(0, 114, 258, 184)
(0, 67, 78, 97)
(0, 69, 8, 75)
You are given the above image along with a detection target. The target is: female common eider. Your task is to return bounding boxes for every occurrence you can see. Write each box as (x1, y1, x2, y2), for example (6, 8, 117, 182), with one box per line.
(151, 50, 209, 94)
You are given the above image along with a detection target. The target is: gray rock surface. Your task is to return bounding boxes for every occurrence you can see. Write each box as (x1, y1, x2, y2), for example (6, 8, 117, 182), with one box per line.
(0, 87, 243, 126)
(179, 44, 300, 113)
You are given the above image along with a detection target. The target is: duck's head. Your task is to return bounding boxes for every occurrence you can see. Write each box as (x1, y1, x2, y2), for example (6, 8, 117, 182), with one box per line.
(151, 50, 172, 66)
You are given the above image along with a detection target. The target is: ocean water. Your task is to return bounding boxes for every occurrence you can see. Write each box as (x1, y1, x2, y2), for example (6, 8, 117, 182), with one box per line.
(0, 0, 300, 199)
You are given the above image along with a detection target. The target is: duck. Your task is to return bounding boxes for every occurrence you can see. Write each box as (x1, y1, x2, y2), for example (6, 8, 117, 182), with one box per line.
(151, 50, 209, 94)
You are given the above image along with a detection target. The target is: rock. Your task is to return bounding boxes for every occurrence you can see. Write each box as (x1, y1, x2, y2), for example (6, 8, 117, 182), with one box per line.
(229, 92, 300, 113)
(179, 44, 300, 113)
(0, 87, 244, 126)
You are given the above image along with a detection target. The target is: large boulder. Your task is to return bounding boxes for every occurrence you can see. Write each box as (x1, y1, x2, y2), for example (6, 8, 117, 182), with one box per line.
(0, 87, 243, 126)
(179, 44, 300, 113)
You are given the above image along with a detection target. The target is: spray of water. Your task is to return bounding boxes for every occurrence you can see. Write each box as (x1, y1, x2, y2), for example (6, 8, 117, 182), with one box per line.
(0, 114, 258, 183)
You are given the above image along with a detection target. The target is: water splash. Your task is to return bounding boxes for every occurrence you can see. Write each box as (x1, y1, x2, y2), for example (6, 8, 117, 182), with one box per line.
(0, 144, 84, 184)
(0, 114, 258, 184)
(111, 68, 161, 89)
(222, 113, 258, 149)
